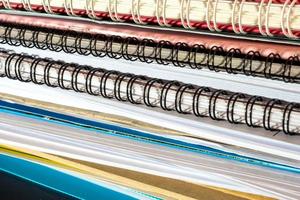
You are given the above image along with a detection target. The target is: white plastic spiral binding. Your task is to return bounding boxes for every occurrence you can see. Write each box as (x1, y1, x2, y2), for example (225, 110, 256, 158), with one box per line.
(231, 0, 246, 34)
(41, 0, 54, 14)
(86, 0, 102, 20)
(156, 0, 171, 27)
(232, 0, 240, 34)
(206, 0, 214, 31)
(205, 0, 221, 32)
(64, 0, 80, 16)
(212, 0, 221, 31)
(265, 0, 273, 36)
(281, 0, 289, 37)
(287, 0, 298, 38)
(107, 0, 124, 22)
(180, 0, 195, 29)
(21, 0, 34, 11)
(1, 0, 12, 9)
(281, 0, 298, 38)
(257, 0, 267, 36)
(238, 0, 246, 34)
(131, 0, 146, 24)
(205, 0, 222, 32)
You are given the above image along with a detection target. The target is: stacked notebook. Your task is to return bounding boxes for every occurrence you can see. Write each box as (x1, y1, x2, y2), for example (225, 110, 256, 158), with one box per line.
(0, 1, 299, 199)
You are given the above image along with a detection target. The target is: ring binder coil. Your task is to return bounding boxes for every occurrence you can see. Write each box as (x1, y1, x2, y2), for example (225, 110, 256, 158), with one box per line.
(0, 48, 299, 135)
(281, 0, 298, 38)
(1, 0, 300, 38)
(0, 23, 299, 83)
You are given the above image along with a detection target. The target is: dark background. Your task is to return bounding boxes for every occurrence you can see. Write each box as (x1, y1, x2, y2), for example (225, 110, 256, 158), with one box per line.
(0, 171, 76, 200)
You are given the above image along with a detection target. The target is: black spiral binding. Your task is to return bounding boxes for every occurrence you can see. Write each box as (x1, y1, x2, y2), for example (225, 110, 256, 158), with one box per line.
(85, 68, 105, 95)
(127, 75, 147, 104)
(242, 50, 261, 77)
(33, 27, 48, 50)
(188, 44, 206, 69)
(208, 90, 228, 120)
(45, 29, 62, 52)
(1, 49, 299, 135)
(72, 65, 91, 92)
(172, 42, 189, 68)
(160, 81, 181, 111)
(263, 99, 282, 131)
(192, 87, 211, 117)
(175, 84, 194, 114)
(90, 34, 107, 58)
(114, 73, 133, 101)
(207, 46, 224, 72)
(15, 53, 31, 83)
(226, 93, 245, 124)
(137, 38, 156, 64)
(4, 53, 18, 80)
(19, 27, 35, 48)
(122, 37, 139, 61)
(106, 35, 123, 59)
(225, 48, 242, 74)
(265, 53, 282, 80)
(75, 33, 92, 56)
(282, 103, 300, 135)
(245, 96, 263, 127)
(284, 56, 300, 83)
(44, 60, 61, 87)
(57, 63, 73, 90)
(31, 57, 46, 85)
(100, 70, 118, 98)
(0, 23, 299, 83)
(143, 78, 163, 107)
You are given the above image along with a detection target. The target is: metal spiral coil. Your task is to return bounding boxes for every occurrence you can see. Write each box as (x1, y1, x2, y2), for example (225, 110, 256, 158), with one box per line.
(0, 49, 299, 135)
(208, 90, 228, 120)
(160, 81, 181, 111)
(175, 84, 194, 114)
(0, 23, 299, 83)
(226, 93, 245, 124)
(263, 99, 282, 131)
(283, 103, 300, 135)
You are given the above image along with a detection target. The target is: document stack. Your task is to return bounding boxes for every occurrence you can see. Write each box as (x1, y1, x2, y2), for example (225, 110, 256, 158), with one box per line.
(0, 0, 299, 199)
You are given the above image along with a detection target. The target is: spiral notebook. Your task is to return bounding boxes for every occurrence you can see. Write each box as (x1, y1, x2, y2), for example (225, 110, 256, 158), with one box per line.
(1, 2, 300, 200)
(1, 0, 300, 39)
(1, 43, 300, 200)
(1, 44, 300, 165)
(0, 48, 299, 135)
(1, 15, 300, 83)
